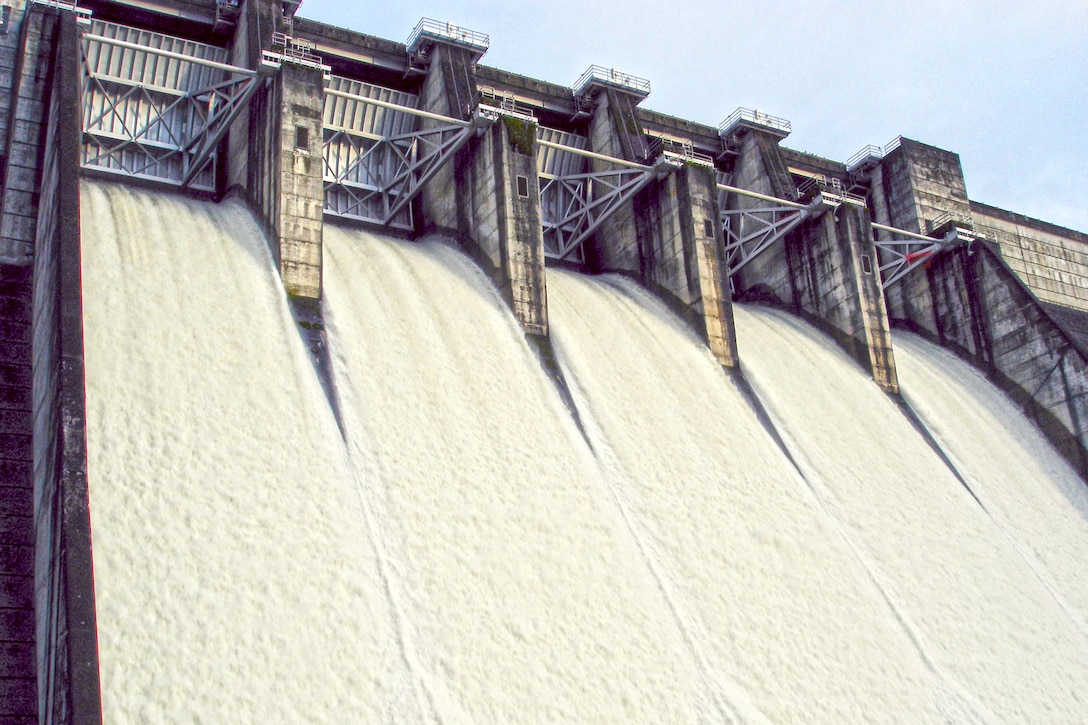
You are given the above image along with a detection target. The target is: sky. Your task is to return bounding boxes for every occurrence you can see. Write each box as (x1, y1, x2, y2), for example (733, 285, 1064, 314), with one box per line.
(297, 1, 1088, 233)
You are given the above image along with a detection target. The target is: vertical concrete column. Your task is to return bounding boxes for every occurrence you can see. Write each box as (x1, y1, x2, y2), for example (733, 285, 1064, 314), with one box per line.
(417, 44, 548, 336)
(727, 130, 796, 302)
(842, 206, 898, 393)
(30, 12, 102, 723)
(417, 42, 479, 235)
(779, 202, 899, 392)
(584, 88, 648, 271)
(273, 63, 324, 299)
(676, 165, 738, 367)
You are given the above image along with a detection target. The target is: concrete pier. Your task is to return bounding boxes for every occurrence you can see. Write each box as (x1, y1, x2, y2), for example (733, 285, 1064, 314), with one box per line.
(419, 42, 548, 336)
(730, 126, 898, 391)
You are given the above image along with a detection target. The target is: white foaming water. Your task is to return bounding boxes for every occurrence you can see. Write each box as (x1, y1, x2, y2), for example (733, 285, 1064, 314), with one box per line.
(80, 182, 420, 723)
(321, 228, 713, 723)
(894, 332, 1088, 633)
(734, 304, 1088, 723)
(79, 179, 1088, 722)
(545, 272, 952, 722)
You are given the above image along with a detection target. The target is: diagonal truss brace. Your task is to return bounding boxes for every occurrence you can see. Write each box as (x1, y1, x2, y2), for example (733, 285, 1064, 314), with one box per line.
(181, 74, 264, 186)
(322, 88, 494, 227)
(717, 186, 848, 276)
(872, 223, 972, 289)
(80, 31, 261, 190)
(537, 140, 677, 262)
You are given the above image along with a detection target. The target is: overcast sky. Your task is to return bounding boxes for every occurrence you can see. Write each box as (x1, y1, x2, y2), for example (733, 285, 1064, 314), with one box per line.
(298, 1, 1088, 233)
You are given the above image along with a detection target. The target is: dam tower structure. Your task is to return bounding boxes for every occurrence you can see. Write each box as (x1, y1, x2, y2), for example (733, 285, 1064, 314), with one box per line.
(0, 0, 1088, 720)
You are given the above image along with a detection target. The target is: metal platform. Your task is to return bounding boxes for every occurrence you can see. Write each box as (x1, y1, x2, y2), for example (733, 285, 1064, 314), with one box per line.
(572, 65, 651, 100)
(406, 18, 489, 57)
(718, 108, 791, 140)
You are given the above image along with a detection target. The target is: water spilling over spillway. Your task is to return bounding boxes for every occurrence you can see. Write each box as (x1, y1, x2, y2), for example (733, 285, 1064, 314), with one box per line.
(80, 181, 1088, 721)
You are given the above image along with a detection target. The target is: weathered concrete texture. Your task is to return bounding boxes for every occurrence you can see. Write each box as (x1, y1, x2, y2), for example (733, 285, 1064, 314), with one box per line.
(895, 241, 1088, 479)
(584, 89, 648, 271)
(246, 60, 324, 299)
(418, 45, 548, 336)
(626, 165, 737, 366)
(0, 1, 30, 165)
(29, 14, 101, 724)
(0, 262, 36, 724)
(418, 44, 467, 236)
(275, 64, 325, 299)
(877, 139, 971, 234)
(582, 90, 736, 365)
(0, 3, 59, 266)
(728, 130, 796, 304)
(730, 130, 897, 390)
(786, 205, 897, 392)
(972, 202, 1088, 313)
(873, 139, 971, 326)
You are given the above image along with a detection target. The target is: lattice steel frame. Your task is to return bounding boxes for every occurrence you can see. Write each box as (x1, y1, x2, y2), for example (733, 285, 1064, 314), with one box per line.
(873, 225, 970, 289)
(322, 89, 492, 228)
(80, 30, 261, 191)
(537, 141, 676, 263)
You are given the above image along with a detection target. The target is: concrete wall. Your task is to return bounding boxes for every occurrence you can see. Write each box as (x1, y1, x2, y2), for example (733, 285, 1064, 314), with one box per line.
(581, 88, 736, 366)
(895, 240, 1088, 479)
(0, 0, 30, 182)
(731, 129, 897, 391)
(972, 202, 1088, 312)
(28, 13, 101, 723)
(0, 2, 60, 265)
(274, 64, 324, 299)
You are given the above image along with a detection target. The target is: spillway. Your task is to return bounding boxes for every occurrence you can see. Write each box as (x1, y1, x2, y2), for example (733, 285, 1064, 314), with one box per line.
(79, 182, 420, 722)
(78, 181, 1088, 722)
(733, 305, 1088, 723)
(893, 332, 1088, 634)
(320, 228, 713, 722)
(545, 272, 952, 722)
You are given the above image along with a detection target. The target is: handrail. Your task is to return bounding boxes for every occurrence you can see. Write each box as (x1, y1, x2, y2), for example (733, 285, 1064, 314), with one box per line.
(718, 108, 791, 137)
(572, 65, 651, 97)
(407, 18, 489, 53)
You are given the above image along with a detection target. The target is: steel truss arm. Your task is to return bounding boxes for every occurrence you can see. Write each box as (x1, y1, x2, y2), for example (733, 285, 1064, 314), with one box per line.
(80, 31, 260, 190)
(717, 183, 828, 276)
(322, 89, 490, 228)
(536, 139, 676, 262)
(871, 223, 969, 289)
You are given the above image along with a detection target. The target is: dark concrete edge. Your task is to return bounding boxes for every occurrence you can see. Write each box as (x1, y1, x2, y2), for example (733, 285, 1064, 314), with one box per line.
(51, 13, 103, 723)
(889, 240, 1088, 484)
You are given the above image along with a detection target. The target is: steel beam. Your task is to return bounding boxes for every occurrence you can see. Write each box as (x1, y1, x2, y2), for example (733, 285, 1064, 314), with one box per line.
(80, 23, 260, 191)
(871, 223, 970, 289)
(322, 88, 492, 228)
(536, 140, 677, 263)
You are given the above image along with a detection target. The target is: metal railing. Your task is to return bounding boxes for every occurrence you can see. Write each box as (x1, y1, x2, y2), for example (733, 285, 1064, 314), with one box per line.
(718, 108, 791, 138)
(407, 18, 489, 54)
(846, 144, 884, 171)
(572, 65, 651, 98)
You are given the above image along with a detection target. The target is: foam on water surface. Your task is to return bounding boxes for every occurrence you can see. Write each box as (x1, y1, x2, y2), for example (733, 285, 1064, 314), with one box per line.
(734, 304, 1088, 723)
(322, 228, 712, 723)
(80, 182, 419, 723)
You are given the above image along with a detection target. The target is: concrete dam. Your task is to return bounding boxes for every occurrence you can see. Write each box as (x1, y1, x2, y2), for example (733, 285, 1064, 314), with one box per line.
(2, 1, 1088, 722)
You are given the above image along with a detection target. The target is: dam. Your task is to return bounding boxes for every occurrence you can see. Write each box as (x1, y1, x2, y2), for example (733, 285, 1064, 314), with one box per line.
(2, 1, 1088, 721)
